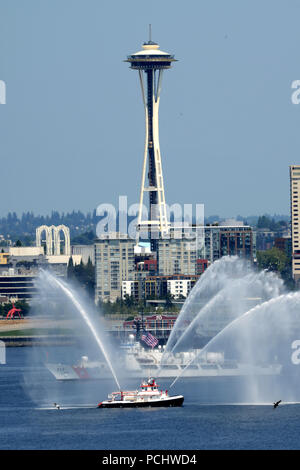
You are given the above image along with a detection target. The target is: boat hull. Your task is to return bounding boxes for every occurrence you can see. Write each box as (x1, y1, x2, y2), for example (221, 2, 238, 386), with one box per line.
(98, 395, 184, 408)
(46, 363, 282, 380)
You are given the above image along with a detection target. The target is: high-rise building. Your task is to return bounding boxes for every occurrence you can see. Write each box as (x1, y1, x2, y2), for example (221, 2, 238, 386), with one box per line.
(125, 32, 176, 250)
(156, 223, 255, 276)
(94, 233, 135, 303)
(201, 225, 255, 264)
(157, 237, 197, 276)
(156, 224, 204, 276)
(157, 227, 197, 276)
(290, 165, 300, 282)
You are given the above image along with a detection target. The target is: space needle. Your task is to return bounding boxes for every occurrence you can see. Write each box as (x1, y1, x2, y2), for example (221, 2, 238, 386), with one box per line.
(125, 28, 177, 251)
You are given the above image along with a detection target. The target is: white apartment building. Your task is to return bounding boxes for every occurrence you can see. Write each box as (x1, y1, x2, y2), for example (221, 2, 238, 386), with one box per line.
(95, 233, 135, 303)
(167, 279, 193, 299)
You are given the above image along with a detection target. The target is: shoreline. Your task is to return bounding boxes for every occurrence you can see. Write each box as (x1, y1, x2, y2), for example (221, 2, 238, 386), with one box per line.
(0, 335, 79, 347)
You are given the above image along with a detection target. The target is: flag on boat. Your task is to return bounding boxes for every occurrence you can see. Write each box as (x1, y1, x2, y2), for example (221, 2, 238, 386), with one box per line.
(141, 331, 158, 348)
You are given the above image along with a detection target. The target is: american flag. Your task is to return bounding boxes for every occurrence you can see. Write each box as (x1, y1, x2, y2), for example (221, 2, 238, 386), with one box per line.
(141, 331, 158, 348)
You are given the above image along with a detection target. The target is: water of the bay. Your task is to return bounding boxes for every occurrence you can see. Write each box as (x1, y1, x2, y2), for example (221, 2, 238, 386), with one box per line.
(1, 346, 300, 450)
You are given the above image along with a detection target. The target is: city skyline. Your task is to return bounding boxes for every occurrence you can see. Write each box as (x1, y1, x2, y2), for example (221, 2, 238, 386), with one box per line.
(1, 0, 300, 219)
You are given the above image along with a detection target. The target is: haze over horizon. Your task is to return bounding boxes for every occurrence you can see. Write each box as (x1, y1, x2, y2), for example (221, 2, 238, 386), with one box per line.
(1, 0, 299, 218)
(0, 208, 290, 224)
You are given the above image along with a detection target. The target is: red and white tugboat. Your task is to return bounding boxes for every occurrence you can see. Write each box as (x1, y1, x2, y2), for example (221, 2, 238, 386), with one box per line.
(97, 377, 184, 408)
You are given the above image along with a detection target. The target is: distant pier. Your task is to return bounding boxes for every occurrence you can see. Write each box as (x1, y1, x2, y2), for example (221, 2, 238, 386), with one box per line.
(0, 335, 79, 347)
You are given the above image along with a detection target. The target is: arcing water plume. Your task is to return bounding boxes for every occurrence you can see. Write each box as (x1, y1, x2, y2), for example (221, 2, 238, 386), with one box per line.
(199, 290, 300, 367)
(163, 256, 284, 360)
(38, 270, 121, 391)
(168, 268, 285, 355)
(170, 291, 300, 401)
(164, 257, 250, 354)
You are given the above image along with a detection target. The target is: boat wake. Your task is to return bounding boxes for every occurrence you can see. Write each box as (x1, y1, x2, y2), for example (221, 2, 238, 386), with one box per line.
(36, 404, 97, 410)
(189, 401, 300, 406)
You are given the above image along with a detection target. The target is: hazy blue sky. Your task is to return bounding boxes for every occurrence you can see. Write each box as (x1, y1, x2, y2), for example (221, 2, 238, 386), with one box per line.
(1, 0, 300, 219)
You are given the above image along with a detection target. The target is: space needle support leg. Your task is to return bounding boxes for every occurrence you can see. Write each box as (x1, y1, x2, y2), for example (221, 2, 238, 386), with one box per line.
(137, 70, 149, 242)
(152, 69, 168, 237)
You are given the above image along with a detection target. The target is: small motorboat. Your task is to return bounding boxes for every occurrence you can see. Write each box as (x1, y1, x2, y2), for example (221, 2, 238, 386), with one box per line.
(97, 377, 184, 408)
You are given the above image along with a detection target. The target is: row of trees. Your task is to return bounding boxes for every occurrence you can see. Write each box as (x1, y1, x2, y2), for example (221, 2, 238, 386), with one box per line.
(0, 210, 98, 244)
(67, 257, 95, 298)
(98, 292, 180, 317)
(256, 247, 294, 289)
(256, 215, 288, 231)
(0, 210, 291, 246)
(98, 297, 153, 317)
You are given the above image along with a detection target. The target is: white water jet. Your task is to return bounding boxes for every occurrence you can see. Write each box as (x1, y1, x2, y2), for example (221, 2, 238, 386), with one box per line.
(39, 270, 121, 391)
(165, 257, 252, 354)
(168, 268, 284, 355)
(170, 291, 300, 401)
(163, 257, 284, 363)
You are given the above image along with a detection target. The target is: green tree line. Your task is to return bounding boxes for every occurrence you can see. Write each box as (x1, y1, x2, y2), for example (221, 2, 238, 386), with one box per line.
(67, 257, 95, 298)
(256, 247, 293, 289)
(98, 292, 180, 317)
(256, 215, 288, 231)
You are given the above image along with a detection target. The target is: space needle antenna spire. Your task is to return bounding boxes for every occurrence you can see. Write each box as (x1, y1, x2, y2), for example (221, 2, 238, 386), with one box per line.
(125, 34, 177, 251)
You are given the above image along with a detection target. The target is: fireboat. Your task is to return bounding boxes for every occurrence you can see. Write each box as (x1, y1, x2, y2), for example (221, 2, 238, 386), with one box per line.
(97, 377, 184, 409)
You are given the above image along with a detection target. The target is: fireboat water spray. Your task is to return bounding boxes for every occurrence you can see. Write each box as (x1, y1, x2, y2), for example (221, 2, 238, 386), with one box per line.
(162, 257, 284, 365)
(168, 295, 281, 390)
(40, 270, 121, 391)
(169, 290, 300, 394)
(162, 257, 285, 387)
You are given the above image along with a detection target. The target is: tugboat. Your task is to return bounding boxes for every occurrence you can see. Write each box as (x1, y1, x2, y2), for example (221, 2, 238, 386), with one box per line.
(97, 377, 184, 408)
